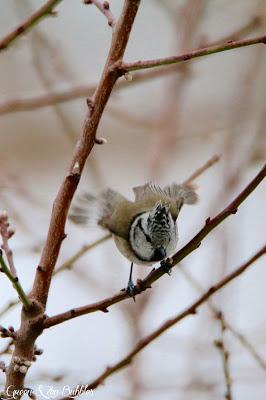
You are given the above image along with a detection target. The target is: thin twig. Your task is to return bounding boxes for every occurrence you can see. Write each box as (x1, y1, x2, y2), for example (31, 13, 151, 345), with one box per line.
(44, 163, 266, 328)
(0, 212, 17, 277)
(0, 252, 31, 311)
(0, 0, 63, 52)
(202, 15, 263, 47)
(214, 313, 233, 400)
(84, 0, 116, 27)
(59, 244, 266, 397)
(0, 213, 31, 310)
(119, 34, 266, 72)
(183, 154, 220, 185)
(0, 22, 263, 115)
(54, 234, 111, 275)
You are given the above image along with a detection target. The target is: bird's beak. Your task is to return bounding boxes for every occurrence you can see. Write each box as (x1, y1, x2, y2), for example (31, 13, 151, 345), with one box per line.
(152, 246, 166, 261)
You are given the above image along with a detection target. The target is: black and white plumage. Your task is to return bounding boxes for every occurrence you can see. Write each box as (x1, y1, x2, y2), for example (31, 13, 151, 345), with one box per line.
(69, 182, 198, 265)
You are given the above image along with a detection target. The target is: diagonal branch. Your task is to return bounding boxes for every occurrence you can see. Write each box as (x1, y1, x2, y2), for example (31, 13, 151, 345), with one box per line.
(30, 0, 141, 308)
(59, 244, 266, 397)
(44, 163, 266, 329)
(179, 266, 266, 370)
(118, 34, 266, 73)
(0, 0, 63, 52)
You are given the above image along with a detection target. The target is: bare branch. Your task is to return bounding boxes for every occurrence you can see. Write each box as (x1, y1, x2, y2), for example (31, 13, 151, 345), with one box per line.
(44, 163, 266, 328)
(59, 244, 266, 396)
(30, 0, 141, 307)
(0, 0, 63, 52)
(4, 0, 142, 394)
(0, 213, 31, 310)
(119, 35, 266, 73)
(0, 20, 263, 116)
(84, 0, 116, 27)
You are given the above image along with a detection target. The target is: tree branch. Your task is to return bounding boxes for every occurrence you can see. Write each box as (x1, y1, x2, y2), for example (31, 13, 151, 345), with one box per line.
(29, 0, 141, 307)
(59, 244, 266, 397)
(0, 0, 63, 52)
(4, 0, 141, 394)
(118, 34, 266, 72)
(84, 0, 116, 27)
(44, 163, 266, 329)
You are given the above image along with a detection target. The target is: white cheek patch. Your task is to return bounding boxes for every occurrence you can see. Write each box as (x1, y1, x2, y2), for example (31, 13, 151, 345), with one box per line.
(129, 214, 154, 262)
(165, 223, 178, 256)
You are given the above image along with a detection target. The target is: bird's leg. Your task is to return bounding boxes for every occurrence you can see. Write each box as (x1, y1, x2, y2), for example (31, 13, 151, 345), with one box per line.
(126, 262, 136, 301)
(160, 257, 173, 275)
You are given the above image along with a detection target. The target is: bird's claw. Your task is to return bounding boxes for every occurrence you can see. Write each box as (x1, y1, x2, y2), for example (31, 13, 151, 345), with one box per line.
(126, 280, 137, 302)
(161, 258, 173, 275)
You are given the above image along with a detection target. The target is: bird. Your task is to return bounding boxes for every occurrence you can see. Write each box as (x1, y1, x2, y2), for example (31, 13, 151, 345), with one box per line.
(69, 182, 198, 297)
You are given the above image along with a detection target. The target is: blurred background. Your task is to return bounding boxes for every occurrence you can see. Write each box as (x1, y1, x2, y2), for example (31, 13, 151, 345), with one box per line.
(0, 0, 265, 398)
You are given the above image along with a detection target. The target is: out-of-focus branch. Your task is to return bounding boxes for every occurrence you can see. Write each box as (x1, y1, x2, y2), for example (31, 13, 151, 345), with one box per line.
(0, 18, 263, 116)
(44, 163, 266, 328)
(0, 68, 177, 116)
(119, 35, 266, 72)
(202, 15, 263, 47)
(59, 244, 266, 397)
(183, 154, 220, 185)
(179, 266, 266, 370)
(0, 0, 63, 52)
(84, 0, 116, 27)
(0, 213, 31, 310)
(149, 0, 207, 178)
(214, 313, 233, 400)
(54, 234, 111, 275)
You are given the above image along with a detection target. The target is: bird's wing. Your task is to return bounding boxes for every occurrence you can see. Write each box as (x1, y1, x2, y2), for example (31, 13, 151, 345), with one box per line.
(133, 183, 165, 201)
(133, 182, 198, 204)
(163, 183, 198, 204)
